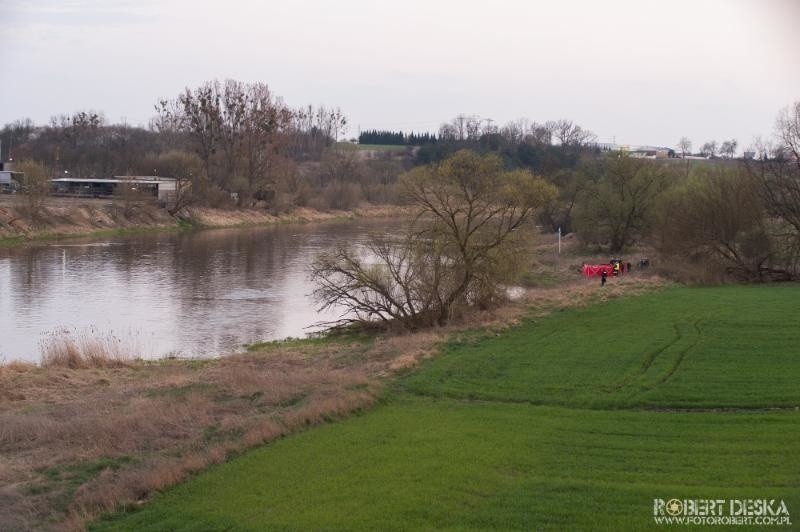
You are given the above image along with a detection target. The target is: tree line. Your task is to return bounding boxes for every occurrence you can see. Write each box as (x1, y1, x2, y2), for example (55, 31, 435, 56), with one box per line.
(3, 82, 798, 283)
(357, 130, 437, 146)
(676, 137, 740, 158)
(0, 86, 605, 215)
(1, 79, 389, 211)
(415, 115, 598, 177)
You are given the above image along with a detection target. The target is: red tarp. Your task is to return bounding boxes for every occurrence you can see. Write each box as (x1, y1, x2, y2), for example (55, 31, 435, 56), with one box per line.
(582, 263, 627, 277)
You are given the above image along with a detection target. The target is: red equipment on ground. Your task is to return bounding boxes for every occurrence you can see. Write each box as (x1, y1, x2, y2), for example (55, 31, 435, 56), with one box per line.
(582, 260, 627, 278)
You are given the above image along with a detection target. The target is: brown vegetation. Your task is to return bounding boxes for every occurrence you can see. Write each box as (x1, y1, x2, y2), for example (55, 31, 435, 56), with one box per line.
(14, 161, 53, 221)
(38, 330, 145, 370)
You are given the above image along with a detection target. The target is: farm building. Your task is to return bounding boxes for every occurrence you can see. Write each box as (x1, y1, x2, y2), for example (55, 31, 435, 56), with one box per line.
(50, 176, 178, 201)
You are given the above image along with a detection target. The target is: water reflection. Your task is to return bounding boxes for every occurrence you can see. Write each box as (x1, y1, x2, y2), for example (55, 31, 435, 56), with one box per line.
(0, 220, 398, 363)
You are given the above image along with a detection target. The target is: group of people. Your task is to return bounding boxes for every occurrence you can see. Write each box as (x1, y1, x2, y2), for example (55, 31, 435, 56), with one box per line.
(581, 258, 650, 286)
(598, 258, 650, 286)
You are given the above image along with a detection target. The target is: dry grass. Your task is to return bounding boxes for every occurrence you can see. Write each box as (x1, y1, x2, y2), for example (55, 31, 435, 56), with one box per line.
(39, 330, 140, 369)
(0, 336, 402, 531)
(526, 275, 668, 315)
(0, 276, 664, 531)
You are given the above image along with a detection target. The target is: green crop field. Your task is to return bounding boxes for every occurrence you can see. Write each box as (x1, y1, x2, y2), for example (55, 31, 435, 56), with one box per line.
(94, 285, 800, 531)
(347, 143, 409, 152)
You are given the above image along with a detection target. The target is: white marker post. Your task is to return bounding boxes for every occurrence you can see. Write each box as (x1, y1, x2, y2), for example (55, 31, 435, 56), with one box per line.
(556, 226, 561, 272)
(558, 226, 561, 255)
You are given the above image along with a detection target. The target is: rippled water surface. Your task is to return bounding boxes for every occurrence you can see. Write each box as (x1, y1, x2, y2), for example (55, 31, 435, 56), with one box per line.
(0, 220, 398, 363)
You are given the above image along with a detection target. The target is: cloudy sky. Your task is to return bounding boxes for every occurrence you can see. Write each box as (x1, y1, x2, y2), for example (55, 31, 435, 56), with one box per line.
(1, 0, 798, 149)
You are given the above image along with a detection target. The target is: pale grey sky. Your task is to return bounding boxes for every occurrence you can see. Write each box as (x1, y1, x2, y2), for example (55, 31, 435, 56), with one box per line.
(1, 0, 798, 149)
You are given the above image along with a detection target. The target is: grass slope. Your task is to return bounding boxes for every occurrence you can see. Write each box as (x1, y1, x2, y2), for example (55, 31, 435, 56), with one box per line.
(95, 285, 800, 531)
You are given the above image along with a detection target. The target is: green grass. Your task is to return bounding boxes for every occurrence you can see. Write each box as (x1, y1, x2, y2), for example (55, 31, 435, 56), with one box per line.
(404, 285, 800, 409)
(0, 224, 186, 248)
(244, 327, 376, 352)
(94, 285, 800, 531)
(30, 457, 137, 516)
(347, 143, 409, 152)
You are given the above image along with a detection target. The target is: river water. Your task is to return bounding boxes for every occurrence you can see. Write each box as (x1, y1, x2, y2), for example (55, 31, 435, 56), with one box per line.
(0, 220, 398, 363)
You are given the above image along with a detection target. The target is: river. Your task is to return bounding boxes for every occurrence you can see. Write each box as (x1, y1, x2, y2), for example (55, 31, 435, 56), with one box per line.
(0, 220, 399, 363)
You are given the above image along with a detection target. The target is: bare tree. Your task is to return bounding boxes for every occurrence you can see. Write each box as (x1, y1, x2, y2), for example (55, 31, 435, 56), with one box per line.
(749, 101, 800, 236)
(527, 122, 553, 145)
(677, 137, 692, 158)
(150, 99, 186, 150)
(179, 81, 222, 181)
(546, 119, 596, 146)
(165, 79, 298, 203)
(500, 118, 529, 144)
(312, 150, 557, 328)
(311, 235, 445, 329)
(677, 136, 693, 177)
(700, 140, 718, 158)
(720, 139, 738, 159)
(287, 105, 346, 160)
(438, 123, 458, 142)
(15, 160, 52, 220)
(241, 83, 293, 198)
(218, 79, 249, 182)
(0, 118, 36, 161)
(774, 101, 800, 164)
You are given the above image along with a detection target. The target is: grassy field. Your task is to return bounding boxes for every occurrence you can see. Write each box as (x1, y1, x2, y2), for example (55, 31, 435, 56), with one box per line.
(346, 143, 409, 152)
(95, 285, 800, 531)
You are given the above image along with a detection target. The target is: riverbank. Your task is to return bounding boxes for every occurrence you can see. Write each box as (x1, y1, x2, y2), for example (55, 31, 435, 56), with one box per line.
(0, 277, 664, 531)
(0, 196, 410, 247)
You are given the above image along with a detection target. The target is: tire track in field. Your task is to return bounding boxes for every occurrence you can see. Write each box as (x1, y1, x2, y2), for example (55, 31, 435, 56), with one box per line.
(606, 318, 702, 396)
(605, 323, 683, 393)
(653, 319, 703, 387)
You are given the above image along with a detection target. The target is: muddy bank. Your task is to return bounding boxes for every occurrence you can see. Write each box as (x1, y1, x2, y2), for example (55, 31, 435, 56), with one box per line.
(0, 196, 410, 245)
(185, 203, 409, 227)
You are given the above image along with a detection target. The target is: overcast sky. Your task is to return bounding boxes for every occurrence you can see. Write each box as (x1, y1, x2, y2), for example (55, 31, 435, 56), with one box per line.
(1, 0, 798, 149)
